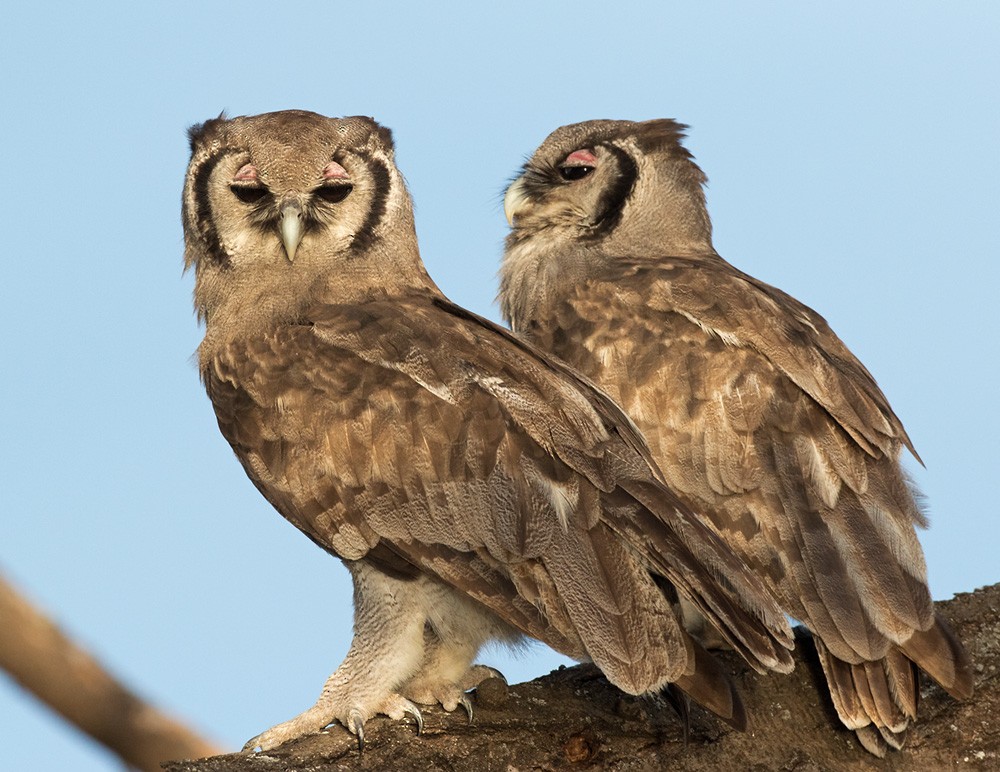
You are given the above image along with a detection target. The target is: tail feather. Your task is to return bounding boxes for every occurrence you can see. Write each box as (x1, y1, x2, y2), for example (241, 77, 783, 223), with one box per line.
(815, 636, 919, 753)
(882, 647, 919, 726)
(876, 723, 907, 752)
(901, 612, 974, 700)
(860, 660, 909, 734)
(853, 725, 888, 758)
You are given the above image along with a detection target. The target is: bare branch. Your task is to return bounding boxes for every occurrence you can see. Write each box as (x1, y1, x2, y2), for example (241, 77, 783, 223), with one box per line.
(0, 570, 222, 771)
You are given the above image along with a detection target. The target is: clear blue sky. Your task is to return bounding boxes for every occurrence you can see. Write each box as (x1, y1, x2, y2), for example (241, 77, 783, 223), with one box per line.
(1, 3, 997, 769)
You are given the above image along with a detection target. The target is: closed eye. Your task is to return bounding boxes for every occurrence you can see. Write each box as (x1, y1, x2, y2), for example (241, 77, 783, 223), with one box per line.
(314, 184, 353, 204)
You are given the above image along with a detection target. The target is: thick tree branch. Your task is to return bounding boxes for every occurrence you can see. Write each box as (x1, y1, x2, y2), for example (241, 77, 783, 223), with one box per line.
(0, 571, 222, 771)
(163, 584, 998, 771)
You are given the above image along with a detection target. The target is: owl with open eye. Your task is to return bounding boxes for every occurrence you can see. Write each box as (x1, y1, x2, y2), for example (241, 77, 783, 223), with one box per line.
(499, 119, 972, 757)
(181, 111, 796, 752)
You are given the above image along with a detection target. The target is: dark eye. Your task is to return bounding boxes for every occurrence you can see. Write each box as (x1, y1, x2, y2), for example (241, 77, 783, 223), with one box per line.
(559, 165, 595, 182)
(230, 184, 268, 204)
(315, 184, 353, 204)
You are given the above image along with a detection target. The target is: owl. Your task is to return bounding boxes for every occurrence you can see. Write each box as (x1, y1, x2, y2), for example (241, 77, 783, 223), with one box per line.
(181, 111, 795, 752)
(499, 119, 972, 756)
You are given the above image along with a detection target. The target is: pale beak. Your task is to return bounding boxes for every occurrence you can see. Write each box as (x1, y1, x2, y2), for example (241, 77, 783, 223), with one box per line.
(503, 176, 530, 227)
(279, 202, 305, 262)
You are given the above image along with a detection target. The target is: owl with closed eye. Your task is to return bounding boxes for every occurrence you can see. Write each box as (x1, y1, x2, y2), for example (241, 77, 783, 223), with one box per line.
(499, 118, 972, 756)
(181, 110, 795, 752)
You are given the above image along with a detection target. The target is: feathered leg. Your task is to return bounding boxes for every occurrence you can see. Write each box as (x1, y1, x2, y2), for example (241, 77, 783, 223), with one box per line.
(402, 583, 515, 717)
(243, 561, 430, 752)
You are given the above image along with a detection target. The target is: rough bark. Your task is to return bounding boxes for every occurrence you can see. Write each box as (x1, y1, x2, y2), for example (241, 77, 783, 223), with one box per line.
(164, 584, 999, 771)
(0, 571, 222, 771)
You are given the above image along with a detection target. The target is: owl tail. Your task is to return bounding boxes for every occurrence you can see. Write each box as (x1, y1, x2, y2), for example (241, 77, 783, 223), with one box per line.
(815, 640, 914, 756)
(814, 613, 972, 757)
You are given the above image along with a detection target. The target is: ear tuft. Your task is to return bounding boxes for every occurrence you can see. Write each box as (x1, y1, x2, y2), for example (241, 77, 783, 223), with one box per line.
(187, 112, 228, 152)
(374, 123, 394, 150)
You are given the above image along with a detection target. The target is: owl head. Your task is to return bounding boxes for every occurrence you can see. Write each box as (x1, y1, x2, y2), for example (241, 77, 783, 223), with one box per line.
(181, 110, 427, 330)
(503, 119, 714, 259)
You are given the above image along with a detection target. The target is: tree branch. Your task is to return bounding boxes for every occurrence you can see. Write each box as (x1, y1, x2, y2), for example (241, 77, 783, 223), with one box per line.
(0, 571, 222, 771)
(164, 584, 998, 771)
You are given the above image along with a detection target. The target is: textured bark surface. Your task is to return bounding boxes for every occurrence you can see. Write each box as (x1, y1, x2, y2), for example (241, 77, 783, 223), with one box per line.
(164, 584, 999, 771)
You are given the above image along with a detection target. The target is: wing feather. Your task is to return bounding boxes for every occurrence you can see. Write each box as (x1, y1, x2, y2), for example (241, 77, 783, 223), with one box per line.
(204, 292, 793, 701)
(534, 261, 933, 657)
(512, 253, 970, 743)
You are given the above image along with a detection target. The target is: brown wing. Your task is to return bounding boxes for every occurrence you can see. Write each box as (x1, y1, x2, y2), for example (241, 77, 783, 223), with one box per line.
(204, 293, 793, 693)
(524, 257, 933, 663)
(646, 256, 917, 461)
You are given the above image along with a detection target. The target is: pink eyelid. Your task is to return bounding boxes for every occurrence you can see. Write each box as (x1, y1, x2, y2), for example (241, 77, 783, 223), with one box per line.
(564, 149, 598, 166)
(323, 161, 350, 180)
(233, 163, 259, 181)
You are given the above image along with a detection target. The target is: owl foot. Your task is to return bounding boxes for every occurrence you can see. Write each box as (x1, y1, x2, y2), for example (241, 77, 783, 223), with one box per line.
(403, 664, 506, 722)
(242, 692, 423, 753)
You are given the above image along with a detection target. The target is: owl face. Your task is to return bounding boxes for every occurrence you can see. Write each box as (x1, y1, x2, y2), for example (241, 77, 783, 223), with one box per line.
(182, 110, 425, 331)
(504, 121, 644, 239)
(504, 142, 632, 237)
(182, 110, 401, 275)
(503, 119, 711, 257)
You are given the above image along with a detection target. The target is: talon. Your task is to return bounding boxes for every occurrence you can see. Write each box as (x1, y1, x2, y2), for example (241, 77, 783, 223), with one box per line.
(404, 702, 424, 735)
(459, 694, 474, 724)
(348, 709, 366, 753)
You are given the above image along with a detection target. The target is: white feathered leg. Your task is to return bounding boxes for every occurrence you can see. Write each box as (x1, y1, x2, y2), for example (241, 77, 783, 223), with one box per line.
(244, 561, 430, 752)
(401, 583, 516, 718)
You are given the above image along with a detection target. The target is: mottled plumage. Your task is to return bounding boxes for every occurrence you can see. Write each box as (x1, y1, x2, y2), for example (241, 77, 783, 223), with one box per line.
(500, 118, 972, 756)
(182, 111, 794, 751)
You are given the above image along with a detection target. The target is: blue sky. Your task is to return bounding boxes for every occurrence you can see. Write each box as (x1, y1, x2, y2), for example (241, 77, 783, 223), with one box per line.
(1, 3, 997, 769)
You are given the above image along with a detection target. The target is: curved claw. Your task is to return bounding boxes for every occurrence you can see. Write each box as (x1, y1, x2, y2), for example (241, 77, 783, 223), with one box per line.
(403, 702, 425, 735)
(459, 694, 474, 724)
(347, 709, 366, 753)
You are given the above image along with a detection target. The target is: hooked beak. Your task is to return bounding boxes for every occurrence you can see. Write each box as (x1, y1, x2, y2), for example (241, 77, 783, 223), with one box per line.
(279, 201, 305, 262)
(503, 176, 530, 227)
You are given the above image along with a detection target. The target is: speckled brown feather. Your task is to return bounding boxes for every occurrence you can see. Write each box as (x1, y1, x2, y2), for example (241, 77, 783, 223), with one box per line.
(204, 293, 795, 690)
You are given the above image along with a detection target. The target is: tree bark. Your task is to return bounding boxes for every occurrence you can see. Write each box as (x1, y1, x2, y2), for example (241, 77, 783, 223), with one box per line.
(164, 584, 999, 771)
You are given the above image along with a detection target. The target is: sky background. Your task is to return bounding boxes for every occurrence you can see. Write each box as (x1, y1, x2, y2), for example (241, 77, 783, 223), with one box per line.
(1, 2, 997, 769)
